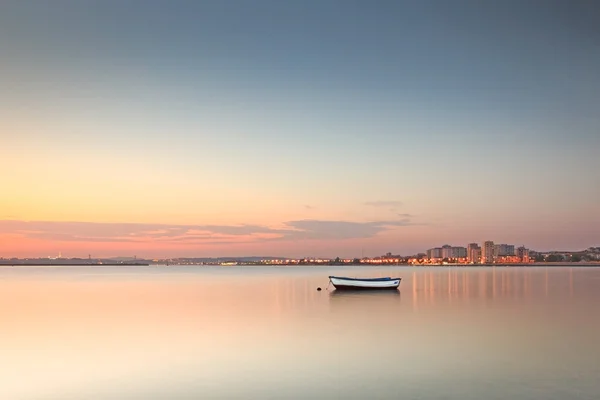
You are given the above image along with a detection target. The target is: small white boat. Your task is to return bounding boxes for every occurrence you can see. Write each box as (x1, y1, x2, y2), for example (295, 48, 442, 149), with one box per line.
(329, 275, 401, 290)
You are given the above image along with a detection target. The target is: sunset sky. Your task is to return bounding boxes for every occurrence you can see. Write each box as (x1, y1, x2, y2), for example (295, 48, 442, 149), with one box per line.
(1, 0, 599, 258)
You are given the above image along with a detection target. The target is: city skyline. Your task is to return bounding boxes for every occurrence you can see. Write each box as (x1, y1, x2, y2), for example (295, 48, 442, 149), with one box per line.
(2, 1, 599, 258)
(1, 231, 596, 261)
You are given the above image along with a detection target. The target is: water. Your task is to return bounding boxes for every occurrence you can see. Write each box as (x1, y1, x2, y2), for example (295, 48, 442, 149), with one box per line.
(1, 265, 599, 399)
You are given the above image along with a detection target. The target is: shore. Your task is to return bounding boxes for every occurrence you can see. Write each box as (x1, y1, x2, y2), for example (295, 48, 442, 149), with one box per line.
(0, 262, 150, 266)
(1, 262, 598, 267)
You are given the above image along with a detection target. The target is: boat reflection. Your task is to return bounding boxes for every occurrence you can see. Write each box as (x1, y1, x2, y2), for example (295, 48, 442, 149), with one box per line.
(328, 289, 402, 318)
(329, 288, 401, 303)
(329, 288, 400, 297)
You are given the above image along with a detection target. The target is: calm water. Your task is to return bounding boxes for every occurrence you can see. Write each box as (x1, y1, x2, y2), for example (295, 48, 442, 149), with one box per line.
(1, 265, 599, 399)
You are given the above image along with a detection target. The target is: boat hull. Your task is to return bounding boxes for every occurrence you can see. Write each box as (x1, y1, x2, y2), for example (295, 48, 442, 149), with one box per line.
(329, 276, 401, 290)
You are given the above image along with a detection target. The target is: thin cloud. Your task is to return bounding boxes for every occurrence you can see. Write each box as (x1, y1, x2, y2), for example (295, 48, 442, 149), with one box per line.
(280, 219, 413, 240)
(0, 220, 285, 244)
(0, 217, 416, 245)
(363, 201, 403, 208)
(304, 205, 316, 210)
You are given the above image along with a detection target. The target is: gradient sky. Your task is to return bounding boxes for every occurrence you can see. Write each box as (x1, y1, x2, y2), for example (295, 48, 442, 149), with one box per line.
(1, 0, 599, 258)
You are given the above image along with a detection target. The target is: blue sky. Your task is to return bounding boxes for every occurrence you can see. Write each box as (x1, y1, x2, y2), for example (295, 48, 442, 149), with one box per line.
(1, 0, 599, 257)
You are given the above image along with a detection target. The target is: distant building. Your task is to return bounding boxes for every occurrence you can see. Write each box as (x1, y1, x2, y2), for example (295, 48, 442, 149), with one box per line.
(427, 247, 442, 259)
(473, 247, 481, 263)
(482, 241, 495, 263)
(453, 246, 467, 258)
(441, 245, 453, 259)
(467, 243, 481, 263)
(434, 245, 467, 260)
(495, 244, 515, 257)
(516, 246, 530, 262)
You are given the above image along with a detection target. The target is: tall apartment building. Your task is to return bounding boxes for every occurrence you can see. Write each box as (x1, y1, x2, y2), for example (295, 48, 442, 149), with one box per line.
(441, 245, 453, 259)
(473, 247, 481, 263)
(467, 243, 481, 263)
(482, 241, 495, 263)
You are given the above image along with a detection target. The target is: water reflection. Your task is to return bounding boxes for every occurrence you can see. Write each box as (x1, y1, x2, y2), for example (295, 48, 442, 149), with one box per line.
(327, 289, 402, 318)
(408, 267, 586, 311)
(0, 266, 598, 400)
(329, 289, 401, 298)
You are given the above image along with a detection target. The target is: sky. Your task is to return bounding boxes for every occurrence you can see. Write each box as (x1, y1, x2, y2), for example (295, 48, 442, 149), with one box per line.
(1, 0, 599, 258)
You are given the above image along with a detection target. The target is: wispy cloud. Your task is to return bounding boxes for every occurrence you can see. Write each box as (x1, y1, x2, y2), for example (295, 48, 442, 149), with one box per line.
(363, 201, 404, 208)
(281, 219, 413, 240)
(0, 217, 416, 245)
(304, 205, 316, 210)
(0, 220, 278, 244)
(363, 200, 406, 214)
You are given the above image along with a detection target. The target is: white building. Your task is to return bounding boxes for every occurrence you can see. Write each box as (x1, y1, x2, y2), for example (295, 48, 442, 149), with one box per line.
(467, 243, 481, 263)
(482, 241, 495, 263)
(441, 245, 453, 259)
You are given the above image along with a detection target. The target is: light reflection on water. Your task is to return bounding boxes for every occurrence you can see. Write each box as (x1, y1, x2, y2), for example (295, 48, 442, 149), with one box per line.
(0, 266, 599, 399)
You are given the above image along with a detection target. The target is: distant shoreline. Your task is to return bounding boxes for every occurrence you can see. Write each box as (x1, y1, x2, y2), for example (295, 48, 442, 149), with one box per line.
(214, 261, 600, 267)
(406, 262, 600, 267)
(159, 262, 600, 267)
(1, 262, 598, 267)
(0, 263, 150, 266)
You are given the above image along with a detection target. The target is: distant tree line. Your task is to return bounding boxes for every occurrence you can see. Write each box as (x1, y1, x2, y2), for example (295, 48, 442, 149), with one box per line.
(535, 254, 587, 262)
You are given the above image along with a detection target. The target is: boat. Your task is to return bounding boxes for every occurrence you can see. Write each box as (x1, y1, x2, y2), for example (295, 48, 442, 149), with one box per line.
(328, 275, 401, 290)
